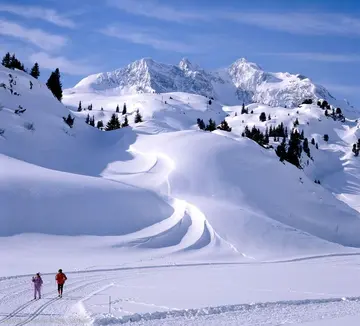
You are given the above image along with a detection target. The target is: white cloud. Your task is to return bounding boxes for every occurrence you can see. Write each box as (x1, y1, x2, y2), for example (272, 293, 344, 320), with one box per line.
(107, 1, 360, 37)
(101, 25, 200, 53)
(107, 0, 208, 23)
(0, 19, 67, 51)
(0, 4, 76, 28)
(226, 13, 360, 36)
(29, 52, 96, 76)
(261, 52, 360, 63)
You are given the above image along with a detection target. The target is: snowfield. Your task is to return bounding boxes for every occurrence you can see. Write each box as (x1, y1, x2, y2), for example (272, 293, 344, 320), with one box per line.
(1, 60, 360, 325)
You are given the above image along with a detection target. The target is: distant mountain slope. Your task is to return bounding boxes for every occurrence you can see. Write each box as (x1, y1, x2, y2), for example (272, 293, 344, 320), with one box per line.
(70, 57, 336, 108)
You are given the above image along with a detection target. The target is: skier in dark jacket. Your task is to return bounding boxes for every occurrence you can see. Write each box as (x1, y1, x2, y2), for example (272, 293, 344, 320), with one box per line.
(55, 269, 67, 297)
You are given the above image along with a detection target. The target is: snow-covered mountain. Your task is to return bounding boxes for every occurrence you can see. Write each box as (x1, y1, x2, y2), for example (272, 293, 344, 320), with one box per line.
(3, 62, 360, 324)
(71, 57, 335, 108)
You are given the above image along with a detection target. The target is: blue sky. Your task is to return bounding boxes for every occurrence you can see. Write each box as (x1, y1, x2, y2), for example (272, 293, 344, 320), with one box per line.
(1, 0, 360, 106)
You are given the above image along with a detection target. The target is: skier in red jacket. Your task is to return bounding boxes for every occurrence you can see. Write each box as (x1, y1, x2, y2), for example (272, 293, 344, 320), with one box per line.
(55, 269, 67, 298)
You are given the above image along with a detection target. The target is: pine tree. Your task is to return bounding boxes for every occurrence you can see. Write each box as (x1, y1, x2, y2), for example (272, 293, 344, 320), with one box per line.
(316, 143, 319, 149)
(122, 103, 127, 115)
(353, 144, 359, 156)
(208, 99, 212, 105)
(105, 113, 121, 131)
(30, 62, 40, 79)
(77, 101, 82, 112)
(259, 112, 267, 122)
(323, 134, 329, 142)
(134, 109, 143, 123)
(46, 68, 62, 101)
(1, 52, 11, 68)
(116, 105, 120, 113)
(251, 110, 254, 114)
(205, 119, 216, 131)
(294, 118, 299, 127)
(121, 115, 129, 127)
(197, 118, 205, 130)
(63, 114, 75, 128)
(89, 116, 95, 127)
(311, 138, 315, 145)
(87, 104, 93, 111)
(303, 138, 310, 157)
(268, 114, 271, 120)
(276, 137, 287, 162)
(97, 120, 104, 129)
(241, 103, 248, 114)
(300, 130, 304, 140)
(217, 120, 232, 132)
(85, 114, 90, 124)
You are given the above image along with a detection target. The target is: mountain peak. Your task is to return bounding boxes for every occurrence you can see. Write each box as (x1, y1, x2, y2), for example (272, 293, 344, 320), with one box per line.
(179, 57, 200, 71)
(231, 57, 262, 71)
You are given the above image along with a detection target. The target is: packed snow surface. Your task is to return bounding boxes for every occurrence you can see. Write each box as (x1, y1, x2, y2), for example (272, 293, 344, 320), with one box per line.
(1, 60, 360, 325)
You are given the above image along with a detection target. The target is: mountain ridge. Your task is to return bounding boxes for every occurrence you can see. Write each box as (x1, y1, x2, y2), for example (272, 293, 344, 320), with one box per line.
(70, 57, 337, 108)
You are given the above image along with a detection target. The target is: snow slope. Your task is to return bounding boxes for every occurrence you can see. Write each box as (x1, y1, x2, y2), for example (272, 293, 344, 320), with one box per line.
(69, 57, 339, 108)
(2, 61, 360, 325)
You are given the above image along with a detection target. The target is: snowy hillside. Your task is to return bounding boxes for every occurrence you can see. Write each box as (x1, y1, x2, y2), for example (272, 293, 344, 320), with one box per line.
(3, 62, 360, 325)
(70, 57, 338, 108)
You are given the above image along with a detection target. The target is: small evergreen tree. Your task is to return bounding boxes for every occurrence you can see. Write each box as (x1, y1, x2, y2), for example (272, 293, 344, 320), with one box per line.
(105, 113, 121, 131)
(268, 114, 271, 120)
(241, 103, 248, 114)
(205, 119, 216, 131)
(77, 101, 82, 112)
(208, 99, 212, 105)
(87, 104, 93, 111)
(251, 110, 253, 114)
(197, 118, 205, 130)
(300, 130, 304, 140)
(217, 120, 232, 132)
(294, 118, 299, 127)
(116, 105, 119, 113)
(121, 115, 129, 127)
(63, 114, 75, 128)
(97, 120, 104, 129)
(352, 144, 359, 156)
(85, 114, 90, 124)
(303, 138, 310, 157)
(311, 138, 315, 145)
(316, 143, 319, 149)
(89, 116, 95, 127)
(1, 52, 11, 68)
(323, 134, 329, 142)
(134, 109, 143, 123)
(325, 110, 329, 117)
(122, 103, 127, 115)
(336, 107, 342, 115)
(259, 112, 267, 122)
(46, 68, 62, 101)
(276, 137, 287, 162)
(30, 62, 40, 79)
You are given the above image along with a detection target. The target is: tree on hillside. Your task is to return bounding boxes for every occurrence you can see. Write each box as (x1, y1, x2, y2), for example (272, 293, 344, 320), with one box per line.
(303, 138, 310, 157)
(46, 68, 63, 101)
(241, 103, 248, 114)
(1, 52, 11, 68)
(9, 54, 25, 71)
(63, 114, 75, 128)
(197, 118, 205, 130)
(116, 105, 120, 113)
(276, 137, 287, 162)
(205, 119, 216, 131)
(268, 114, 271, 120)
(134, 109, 143, 123)
(30, 62, 40, 79)
(323, 134, 329, 142)
(97, 120, 104, 129)
(77, 101, 82, 112)
(85, 114, 90, 124)
(217, 120, 232, 132)
(259, 112, 267, 122)
(121, 115, 129, 127)
(122, 103, 127, 115)
(311, 138, 315, 145)
(105, 113, 121, 131)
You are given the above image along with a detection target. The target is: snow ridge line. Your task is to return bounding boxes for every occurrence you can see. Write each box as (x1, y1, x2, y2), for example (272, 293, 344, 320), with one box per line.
(92, 296, 360, 325)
